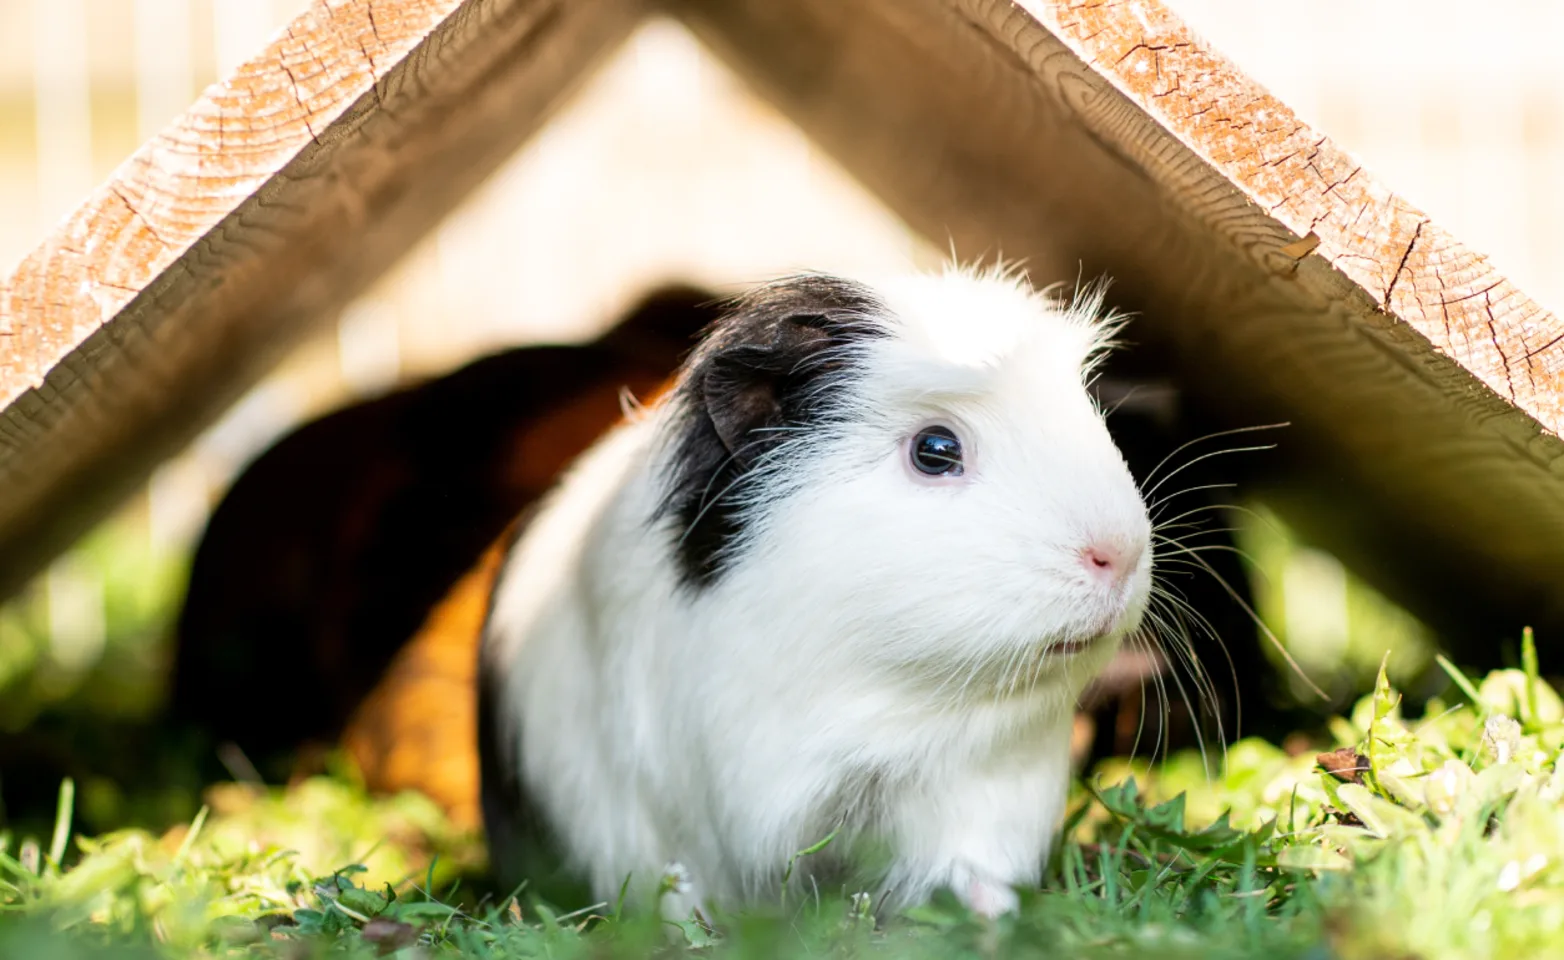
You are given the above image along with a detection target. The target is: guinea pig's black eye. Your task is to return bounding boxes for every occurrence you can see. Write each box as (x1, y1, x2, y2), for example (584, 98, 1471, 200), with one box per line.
(910, 426, 964, 477)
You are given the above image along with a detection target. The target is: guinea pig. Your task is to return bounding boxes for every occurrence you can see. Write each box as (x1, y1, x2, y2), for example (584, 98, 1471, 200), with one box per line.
(478, 265, 1154, 920)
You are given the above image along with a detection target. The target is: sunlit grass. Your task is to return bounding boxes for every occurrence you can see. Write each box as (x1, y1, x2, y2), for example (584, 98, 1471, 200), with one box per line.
(1235, 502, 1436, 705)
(3, 644, 1563, 958)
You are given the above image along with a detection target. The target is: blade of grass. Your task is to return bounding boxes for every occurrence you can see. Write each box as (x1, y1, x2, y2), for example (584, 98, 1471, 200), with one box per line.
(1436, 655, 1485, 712)
(172, 805, 209, 865)
(780, 823, 840, 909)
(1522, 626, 1540, 726)
(46, 779, 74, 872)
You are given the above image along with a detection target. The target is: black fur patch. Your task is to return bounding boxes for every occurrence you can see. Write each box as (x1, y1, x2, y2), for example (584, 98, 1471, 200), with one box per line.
(477, 524, 592, 906)
(657, 275, 888, 587)
(477, 646, 578, 902)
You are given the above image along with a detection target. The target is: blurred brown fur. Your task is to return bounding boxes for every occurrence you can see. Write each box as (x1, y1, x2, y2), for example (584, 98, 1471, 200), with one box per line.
(170, 285, 721, 813)
(338, 528, 512, 828)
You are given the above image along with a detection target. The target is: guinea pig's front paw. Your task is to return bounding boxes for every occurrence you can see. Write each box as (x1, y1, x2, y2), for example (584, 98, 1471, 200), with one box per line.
(946, 864, 1020, 918)
(963, 878, 1019, 918)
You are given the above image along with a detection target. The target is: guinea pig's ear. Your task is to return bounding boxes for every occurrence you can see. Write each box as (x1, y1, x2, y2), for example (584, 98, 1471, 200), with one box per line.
(699, 316, 833, 466)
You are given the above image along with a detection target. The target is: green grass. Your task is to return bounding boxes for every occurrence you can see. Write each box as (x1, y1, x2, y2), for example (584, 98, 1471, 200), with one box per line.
(5, 636, 1564, 958)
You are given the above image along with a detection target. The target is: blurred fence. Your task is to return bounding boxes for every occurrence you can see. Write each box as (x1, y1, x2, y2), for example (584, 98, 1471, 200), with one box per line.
(1, 0, 1559, 725)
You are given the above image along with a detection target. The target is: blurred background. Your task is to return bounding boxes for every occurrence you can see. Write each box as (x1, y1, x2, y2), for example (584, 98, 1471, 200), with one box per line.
(1, 0, 1560, 829)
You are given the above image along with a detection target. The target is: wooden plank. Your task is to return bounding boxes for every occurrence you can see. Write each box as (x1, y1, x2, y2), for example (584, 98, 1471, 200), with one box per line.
(674, 0, 1564, 642)
(0, 0, 643, 597)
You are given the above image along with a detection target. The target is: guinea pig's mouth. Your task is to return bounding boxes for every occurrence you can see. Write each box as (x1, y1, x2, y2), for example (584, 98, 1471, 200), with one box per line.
(1046, 607, 1138, 658)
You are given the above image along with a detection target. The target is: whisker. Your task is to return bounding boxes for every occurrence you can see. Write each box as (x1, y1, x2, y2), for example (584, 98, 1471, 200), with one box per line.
(1123, 629, 1155, 763)
(1147, 591, 1213, 702)
(1138, 423, 1290, 493)
(1101, 383, 1148, 418)
(1155, 539, 1327, 700)
(1157, 540, 1266, 573)
(1160, 626, 1212, 773)
(1152, 583, 1229, 671)
(1153, 500, 1278, 532)
(915, 453, 963, 468)
(1151, 585, 1236, 748)
(1136, 633, 1161, 766)
(1141, 443, 1278, 502)
(1152, 522, 1243, 542)
(1148, 483, 1240, 520)
(1147, 593, 1225, 773)
(1134, 618, 1172, 765)
(1152, 554, 1273, 601)
(1137, 449, 1295, 762)
(676, 430, 787, 545)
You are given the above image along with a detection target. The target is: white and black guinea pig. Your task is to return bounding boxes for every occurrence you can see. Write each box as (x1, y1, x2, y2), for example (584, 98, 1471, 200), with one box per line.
(478, 265, 1153, 920)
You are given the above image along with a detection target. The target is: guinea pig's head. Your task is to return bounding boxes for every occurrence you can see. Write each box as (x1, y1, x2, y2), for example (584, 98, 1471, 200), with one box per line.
(656, 266, 1152, 704)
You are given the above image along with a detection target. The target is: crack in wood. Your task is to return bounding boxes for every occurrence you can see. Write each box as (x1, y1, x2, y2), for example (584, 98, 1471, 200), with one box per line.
(277, 56, 320, 143)
(107, 185, 173, 255)
(1484, 290, 1519, 403)
(1382, 219, 1427, 312)
(1523, 332, 1564, 363)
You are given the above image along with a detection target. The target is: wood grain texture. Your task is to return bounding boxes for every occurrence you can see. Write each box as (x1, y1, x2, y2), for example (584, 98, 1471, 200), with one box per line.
(674, 0, 1564, 644)
(0, 0, 643, 597)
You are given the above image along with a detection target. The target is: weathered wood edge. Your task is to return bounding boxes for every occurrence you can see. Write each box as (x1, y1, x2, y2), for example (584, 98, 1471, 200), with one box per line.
(0, 0, 644, 596)
(1024, 0, 1564, 439)
(1, 0, 462, 412)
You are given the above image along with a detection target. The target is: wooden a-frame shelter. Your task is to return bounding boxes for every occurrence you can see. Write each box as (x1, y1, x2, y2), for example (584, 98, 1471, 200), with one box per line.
(2, 0, 1562, 643)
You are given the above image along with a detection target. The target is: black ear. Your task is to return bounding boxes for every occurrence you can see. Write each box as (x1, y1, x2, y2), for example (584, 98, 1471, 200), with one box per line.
(657, 278, 885, 588)
(700, 317, 834, 466)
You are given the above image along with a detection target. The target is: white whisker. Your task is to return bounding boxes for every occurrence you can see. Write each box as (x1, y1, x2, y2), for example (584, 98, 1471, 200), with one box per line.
(1141, 443, 1278, 502)
(1154, 538, 1326, 700)
(1137, 423, 1289, 493)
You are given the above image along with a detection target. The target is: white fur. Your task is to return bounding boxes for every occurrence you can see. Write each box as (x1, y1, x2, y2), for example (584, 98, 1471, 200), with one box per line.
(484, 265, 1152, 918)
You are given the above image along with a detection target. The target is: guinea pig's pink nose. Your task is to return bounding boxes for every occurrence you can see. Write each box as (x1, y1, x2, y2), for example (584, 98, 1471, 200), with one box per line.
(1080, 539, 1143, 587)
